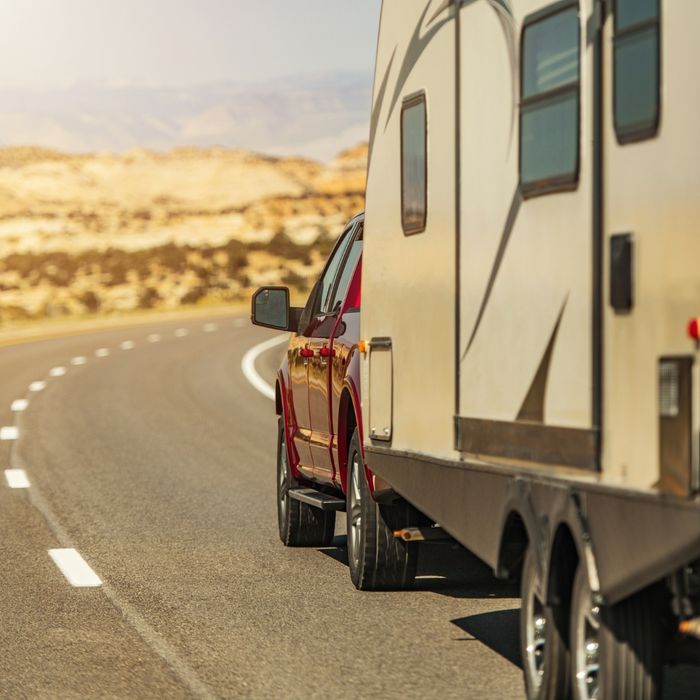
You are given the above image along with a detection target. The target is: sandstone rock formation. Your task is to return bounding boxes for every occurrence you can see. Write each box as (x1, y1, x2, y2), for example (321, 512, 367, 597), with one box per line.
(0, 144, 367, 320)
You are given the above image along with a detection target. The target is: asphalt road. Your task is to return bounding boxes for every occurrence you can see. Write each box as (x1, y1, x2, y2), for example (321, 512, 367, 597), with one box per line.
(0, 315, 697, 699)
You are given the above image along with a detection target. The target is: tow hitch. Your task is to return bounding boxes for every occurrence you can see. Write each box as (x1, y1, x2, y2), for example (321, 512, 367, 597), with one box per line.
(393, 526, 452, 543)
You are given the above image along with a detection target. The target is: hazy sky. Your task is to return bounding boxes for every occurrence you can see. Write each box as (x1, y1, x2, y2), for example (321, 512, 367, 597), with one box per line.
(0, 0, 381, 89)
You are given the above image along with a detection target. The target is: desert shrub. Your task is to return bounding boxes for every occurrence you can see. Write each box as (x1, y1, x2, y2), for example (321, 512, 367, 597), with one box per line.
(79, 290, 101, 313)
(138, 286, 160, 309)
(253, 232, 312, 265)
(223, 239, 248, 274)
(181, 286, 206, 305)
(132, 208, 152, 221)
(281, 269, 308, 291)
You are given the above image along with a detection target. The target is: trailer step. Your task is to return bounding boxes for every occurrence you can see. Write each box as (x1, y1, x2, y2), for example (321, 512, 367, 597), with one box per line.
(289, 488, 346, 511)
(393, 526, 452, 543)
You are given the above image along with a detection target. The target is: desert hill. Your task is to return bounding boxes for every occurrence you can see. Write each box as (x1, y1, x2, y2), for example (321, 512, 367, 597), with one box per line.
(0, 144, 367, 320)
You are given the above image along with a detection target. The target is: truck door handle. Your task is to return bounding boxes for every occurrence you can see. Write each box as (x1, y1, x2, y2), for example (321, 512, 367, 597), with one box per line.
(300, 348, 314, 358)
(318, 346, 335, 358)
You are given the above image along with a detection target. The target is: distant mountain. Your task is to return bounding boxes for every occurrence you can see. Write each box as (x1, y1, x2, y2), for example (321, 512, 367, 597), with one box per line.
(0, 73, 372, 161)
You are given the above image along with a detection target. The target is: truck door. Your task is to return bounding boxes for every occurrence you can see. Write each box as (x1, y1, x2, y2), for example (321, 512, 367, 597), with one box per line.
(307, 229, 363, 483)
(291, 224, 356, 479)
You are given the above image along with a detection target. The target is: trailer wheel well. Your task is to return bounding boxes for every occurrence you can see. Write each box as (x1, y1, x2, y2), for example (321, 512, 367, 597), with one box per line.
(497, 511, 529, 581)
(547, 524, 579, 614)
(338, 389, 357, 493)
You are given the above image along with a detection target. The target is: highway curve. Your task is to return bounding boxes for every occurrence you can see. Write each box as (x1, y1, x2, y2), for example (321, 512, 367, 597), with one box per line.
(0, 316, 696, 698)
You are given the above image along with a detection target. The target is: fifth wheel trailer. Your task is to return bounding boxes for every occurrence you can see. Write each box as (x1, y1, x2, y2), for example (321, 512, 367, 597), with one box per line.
(360, 1, 700, 698)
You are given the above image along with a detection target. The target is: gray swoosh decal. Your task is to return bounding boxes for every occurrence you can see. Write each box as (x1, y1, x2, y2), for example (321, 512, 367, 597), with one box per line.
(461, 0, 518, 150)
(383, 3, 453, 130)
(461, 185, 522, 361)
(376, 0, 516, 135)
(429, 0, 454, 25)
(368, 47, 396, 168)
(516, 297, 568, 423)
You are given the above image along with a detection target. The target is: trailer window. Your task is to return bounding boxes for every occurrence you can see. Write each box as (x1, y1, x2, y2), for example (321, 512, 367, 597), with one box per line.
(614, 0, 660, 143)
(520, 3, 580, 196)
(401, 93, 427, 235)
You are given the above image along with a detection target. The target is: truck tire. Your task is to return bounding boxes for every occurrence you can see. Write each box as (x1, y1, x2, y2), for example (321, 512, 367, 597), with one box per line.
(277, 417, 335, 547)
(570, 565, 663, 700)
(520, 546, 571, 700)
(346, 428, 418, 590)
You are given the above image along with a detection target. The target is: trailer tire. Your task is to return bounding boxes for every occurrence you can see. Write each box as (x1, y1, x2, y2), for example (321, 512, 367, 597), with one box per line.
(571, 564, 663, 700)
(277, 417, 335, 547)
(520, 547, 571, 700)
(346, 428, 418, 590)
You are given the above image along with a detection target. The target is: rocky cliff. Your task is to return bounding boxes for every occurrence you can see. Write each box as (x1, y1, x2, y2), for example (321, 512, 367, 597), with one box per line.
(0, 144, 367, 320)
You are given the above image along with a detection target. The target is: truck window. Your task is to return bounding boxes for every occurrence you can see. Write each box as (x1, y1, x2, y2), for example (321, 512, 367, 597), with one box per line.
(297, 225, 354, 335)
(614, 0, 660, 143)
(319, 226, 354, 314)
(329, 239, 362, 313)
(520, 3, 580, 195)
(401, 92, 427, 235)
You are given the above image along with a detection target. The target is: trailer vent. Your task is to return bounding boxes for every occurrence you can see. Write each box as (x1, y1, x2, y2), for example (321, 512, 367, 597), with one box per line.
(658, 357, 693, 496)
(659, 361, 680, 418)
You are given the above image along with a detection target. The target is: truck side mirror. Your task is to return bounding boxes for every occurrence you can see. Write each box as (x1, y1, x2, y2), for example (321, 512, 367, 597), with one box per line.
(251, 286, 291, 330)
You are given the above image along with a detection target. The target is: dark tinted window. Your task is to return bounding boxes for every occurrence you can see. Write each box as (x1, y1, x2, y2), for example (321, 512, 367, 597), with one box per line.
(329, 239, 362, 313)
(401, 94, 427, 234)
(520, 5, 580, 194)
(614, 0, 660, 142)
(616, 0, 658, 30)
(319, 226, 354, 314)
(522, 9, 579, 98)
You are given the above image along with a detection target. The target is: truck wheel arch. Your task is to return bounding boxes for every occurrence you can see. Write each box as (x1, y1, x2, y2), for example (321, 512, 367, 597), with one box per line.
(338, 380, 363, 494)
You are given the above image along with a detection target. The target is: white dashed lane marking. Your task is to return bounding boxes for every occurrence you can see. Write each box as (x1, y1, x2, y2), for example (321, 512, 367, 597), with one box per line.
(120, 340, 135, 350)
(49, 367, 67, 377)
(174, 328, 188, 338)
(11, 399, 28, 412)
(29, 381, 46, 392)
(48, 549, 102, 588)
(233, 318, 247, 328)
(203, 323, 218, 332)
(148, 334, 161, 343)
(95, 348, 110, 358)
(5, 469, 30, 488)
(0, 426, 19, 440)
(71, 356, 87, 366)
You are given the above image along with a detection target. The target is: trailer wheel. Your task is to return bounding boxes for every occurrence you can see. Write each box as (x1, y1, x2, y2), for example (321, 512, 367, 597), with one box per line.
(520, 547, 570, 700)
(570, 565, 663, 700)
(346, 428, 418, 590)
(277, 417, 335, 547)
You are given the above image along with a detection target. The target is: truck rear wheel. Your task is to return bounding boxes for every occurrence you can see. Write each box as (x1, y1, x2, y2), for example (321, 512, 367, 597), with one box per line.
(277, 417, 335, 547)
(520, 546, 571, 700)
(570, 565, 663, 700)
(346, 428, 418, 590)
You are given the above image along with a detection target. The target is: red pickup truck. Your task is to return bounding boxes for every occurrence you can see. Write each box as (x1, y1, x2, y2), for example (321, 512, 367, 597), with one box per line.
(252, 213, 425, 590)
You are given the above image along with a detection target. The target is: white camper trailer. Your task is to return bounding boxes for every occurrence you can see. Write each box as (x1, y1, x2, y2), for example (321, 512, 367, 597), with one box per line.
(361, 0, 700, 697)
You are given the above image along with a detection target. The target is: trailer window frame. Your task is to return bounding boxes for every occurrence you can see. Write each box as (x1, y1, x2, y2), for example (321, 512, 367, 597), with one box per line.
(519, 0, 581, 198)
(400, 91, 428, 236)
(613, 0, 661, 144)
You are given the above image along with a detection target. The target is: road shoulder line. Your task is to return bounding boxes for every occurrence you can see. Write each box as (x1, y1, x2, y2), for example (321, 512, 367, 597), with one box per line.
(241, 333, 289, 401)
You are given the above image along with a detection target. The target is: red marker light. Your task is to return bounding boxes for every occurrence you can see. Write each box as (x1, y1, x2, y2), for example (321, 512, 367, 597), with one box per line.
(688, 318, 700, 340)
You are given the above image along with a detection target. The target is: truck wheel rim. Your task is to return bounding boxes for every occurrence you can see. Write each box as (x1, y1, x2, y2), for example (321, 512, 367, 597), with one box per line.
(349, 454, 362, 570)
(278, 434, 289, 526)
(523, 574, 546, 693)
(574, 580, 600, 700)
